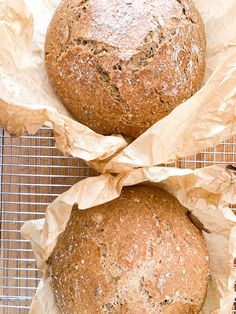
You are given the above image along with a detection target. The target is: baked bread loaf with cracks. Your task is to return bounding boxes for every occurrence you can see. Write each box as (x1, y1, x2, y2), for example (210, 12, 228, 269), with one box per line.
(48, 186, 210, 314)
(45, 0, 206, 139)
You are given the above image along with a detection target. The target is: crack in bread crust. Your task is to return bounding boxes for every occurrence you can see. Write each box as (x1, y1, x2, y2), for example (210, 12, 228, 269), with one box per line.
(53, 38, 118, 62)
(95, 63, 130, 112)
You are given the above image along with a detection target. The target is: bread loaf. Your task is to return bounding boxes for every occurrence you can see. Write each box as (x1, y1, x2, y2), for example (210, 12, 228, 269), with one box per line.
(48, 186, 210, 314)
(45, 0, 206, 139)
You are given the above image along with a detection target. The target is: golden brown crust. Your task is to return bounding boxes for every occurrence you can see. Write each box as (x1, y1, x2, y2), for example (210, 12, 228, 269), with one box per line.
(45, 0, 206, 139)
(48, 186, 209, 314)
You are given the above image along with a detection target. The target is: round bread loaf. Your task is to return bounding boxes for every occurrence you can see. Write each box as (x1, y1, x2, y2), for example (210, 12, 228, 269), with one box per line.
(48, 186, 209, 314)
(45, 0, 206, 139)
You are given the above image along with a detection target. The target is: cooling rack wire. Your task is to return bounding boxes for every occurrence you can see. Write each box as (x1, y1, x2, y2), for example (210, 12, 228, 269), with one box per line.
(0, 127, 235, 313)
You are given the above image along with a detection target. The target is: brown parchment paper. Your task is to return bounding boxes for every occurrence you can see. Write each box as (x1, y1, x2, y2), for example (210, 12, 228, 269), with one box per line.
(0, 0, 236, 171)
(22, 165, 236, 314)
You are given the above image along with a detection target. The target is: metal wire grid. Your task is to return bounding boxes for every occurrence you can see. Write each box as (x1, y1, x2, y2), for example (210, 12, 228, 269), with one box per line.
(0, 127, 97, 313)
(0, 128, 235, 313)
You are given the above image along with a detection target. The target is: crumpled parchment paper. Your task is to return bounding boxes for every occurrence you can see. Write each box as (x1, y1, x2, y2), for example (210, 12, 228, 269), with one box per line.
(22, 165, 236, 314)
(0, 0, 236, 172)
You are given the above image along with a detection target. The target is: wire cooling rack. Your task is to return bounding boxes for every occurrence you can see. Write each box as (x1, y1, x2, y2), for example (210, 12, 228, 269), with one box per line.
(0, 127, 235, 313)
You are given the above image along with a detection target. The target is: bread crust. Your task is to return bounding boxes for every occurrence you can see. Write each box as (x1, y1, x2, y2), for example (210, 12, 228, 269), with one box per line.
(45, 0, 206, 138)
(48, 186, 209, 314)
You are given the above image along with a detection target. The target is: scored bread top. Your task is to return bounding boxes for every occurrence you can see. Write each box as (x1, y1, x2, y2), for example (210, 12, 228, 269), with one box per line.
(48, 186, 210, 314)
(45, 0, 206, 138)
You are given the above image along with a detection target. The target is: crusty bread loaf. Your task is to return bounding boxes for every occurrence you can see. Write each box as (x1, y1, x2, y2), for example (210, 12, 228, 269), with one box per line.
(48, 186, 210, 314)
(45, 0, 206, 139)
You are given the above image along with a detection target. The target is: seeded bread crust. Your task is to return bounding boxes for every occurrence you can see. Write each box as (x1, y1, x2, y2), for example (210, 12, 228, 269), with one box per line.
(45, 0, 206, 139)
(48, 186, 210, 314)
